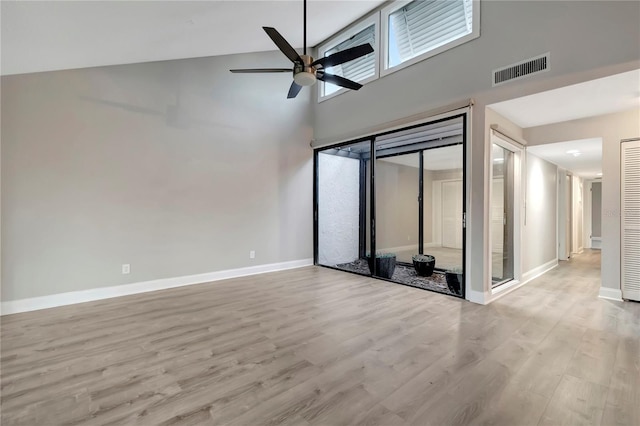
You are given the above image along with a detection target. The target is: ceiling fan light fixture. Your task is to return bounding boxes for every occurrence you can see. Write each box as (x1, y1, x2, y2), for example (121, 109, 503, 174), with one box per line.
(294, 71, 317, 87)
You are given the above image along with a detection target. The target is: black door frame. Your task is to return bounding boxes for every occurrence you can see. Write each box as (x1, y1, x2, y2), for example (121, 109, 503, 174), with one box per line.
(313, 113, 468, 299)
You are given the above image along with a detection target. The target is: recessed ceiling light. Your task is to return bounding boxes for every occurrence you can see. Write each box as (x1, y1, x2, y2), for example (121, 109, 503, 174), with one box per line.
(566, 149, 581, 157)
(597, 172, 603, 176)
(493, 158, 504, 163)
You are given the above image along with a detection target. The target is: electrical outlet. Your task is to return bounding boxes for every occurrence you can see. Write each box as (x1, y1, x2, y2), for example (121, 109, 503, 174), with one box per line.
(122, 264, 130, 274)
(249, 251, 255, 259)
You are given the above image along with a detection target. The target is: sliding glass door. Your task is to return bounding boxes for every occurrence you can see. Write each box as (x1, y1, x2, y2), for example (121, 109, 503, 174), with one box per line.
(316, 140, 371, 274)
(314, 114, 467, 298)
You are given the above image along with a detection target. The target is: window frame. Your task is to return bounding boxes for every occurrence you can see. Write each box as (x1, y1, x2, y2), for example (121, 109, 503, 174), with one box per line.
(380, 0, 480, 77)
(316, 13, 380, 102)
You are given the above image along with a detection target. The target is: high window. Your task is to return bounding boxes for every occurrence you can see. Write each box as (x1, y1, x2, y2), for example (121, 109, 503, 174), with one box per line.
(317, 0, 480, 100)
(317, 16, 379, 99)
(384, 0, 476, 71)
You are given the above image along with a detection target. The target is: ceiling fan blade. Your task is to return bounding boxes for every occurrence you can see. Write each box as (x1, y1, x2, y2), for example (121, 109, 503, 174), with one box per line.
(230, 68, 292, 73)
(312, 44, 374, 68)
(263, 27, 303, 64)
(287, 81, 303, 99)
(318, 73, 363, 91)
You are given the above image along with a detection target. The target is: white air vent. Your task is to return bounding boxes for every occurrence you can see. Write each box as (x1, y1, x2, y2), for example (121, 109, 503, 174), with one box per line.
(492, 53, 550, 86)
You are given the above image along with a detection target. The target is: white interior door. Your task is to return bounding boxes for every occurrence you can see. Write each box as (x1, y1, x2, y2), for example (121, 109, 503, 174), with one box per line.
(442, 180, 463, 249)
(622, 139, 640, 301)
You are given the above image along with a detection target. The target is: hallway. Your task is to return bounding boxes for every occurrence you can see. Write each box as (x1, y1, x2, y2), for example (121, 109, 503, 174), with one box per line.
(491, 249, 640, 425)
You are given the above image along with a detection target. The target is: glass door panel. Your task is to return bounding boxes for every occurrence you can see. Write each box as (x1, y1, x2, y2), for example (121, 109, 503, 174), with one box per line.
(491, 143, 514, 286)
(375, 152, 421, 266)
(317, 141, 371, 275)
(423, 145, 464, 273)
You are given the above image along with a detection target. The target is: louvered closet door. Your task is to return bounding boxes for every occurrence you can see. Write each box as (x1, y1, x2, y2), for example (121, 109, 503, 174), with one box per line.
(622, 139, 640, 301)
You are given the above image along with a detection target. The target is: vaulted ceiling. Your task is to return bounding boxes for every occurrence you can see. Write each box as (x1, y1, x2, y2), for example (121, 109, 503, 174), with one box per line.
(1, 0, 386, 76)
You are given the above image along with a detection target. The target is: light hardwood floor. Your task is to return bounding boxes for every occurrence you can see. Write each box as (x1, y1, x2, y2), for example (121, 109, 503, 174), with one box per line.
(1, 250, 638, 425)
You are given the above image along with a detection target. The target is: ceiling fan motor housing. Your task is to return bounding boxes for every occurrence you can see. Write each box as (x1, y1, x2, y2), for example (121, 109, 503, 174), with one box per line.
(294, 55, 317, 86)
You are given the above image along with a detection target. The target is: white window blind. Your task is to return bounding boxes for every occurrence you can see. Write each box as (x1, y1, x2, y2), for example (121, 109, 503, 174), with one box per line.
(323, 24, 376, 96)
(388, 0, 473, 68)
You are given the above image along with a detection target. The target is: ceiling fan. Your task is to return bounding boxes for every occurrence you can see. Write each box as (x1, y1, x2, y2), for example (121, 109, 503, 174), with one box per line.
(230, 0, 374, 99)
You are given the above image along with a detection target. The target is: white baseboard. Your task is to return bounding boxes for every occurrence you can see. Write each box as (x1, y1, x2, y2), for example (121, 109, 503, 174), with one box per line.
(521, 258, 559, 284)
(591, 237, 602, 249)
(598, 287, 623, 302)
(1, 258, 313, 316)
(489, 279, 524, 303)
(466, 288, 487, 305)
(486, 258, 559, 304)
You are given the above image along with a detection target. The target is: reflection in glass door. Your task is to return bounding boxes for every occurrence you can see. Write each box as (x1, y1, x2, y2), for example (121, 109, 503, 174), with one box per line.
(491, 143, 515, 286)
(375, 152, 421, 264)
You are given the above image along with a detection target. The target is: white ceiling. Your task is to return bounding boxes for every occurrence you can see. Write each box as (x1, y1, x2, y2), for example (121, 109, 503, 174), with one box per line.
(488, 69, 640, 128)
(0, 0, 385, 76)
(380, 145, 463, 171)
(527, 138, 603, 179)
(490, 70, 640, 180)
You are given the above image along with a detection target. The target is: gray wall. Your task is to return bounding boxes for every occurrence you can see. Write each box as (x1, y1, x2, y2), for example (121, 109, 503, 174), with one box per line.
(313, 0, 639, 302)
(524, 108, 640, 292)
(523, 153, 558, 273)
(1, 51, 313, 301)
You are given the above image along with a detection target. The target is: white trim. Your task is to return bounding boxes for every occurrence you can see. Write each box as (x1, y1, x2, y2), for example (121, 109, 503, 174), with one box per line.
(521, 258, 558, 284)
(490, 279, 522, 299)
(591, 237, 602, 249)
(598, 287, 623, 302)
(488, 132, 524, 292)
(490, 126, 527, 149)
(463, 111, 473, 304)
(487, 259, 558, 303)
(487, 279, 526, 303)
(584, 180, 593, 249)
(1, 258, 313, 315)
(466, 288, 486, 304)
